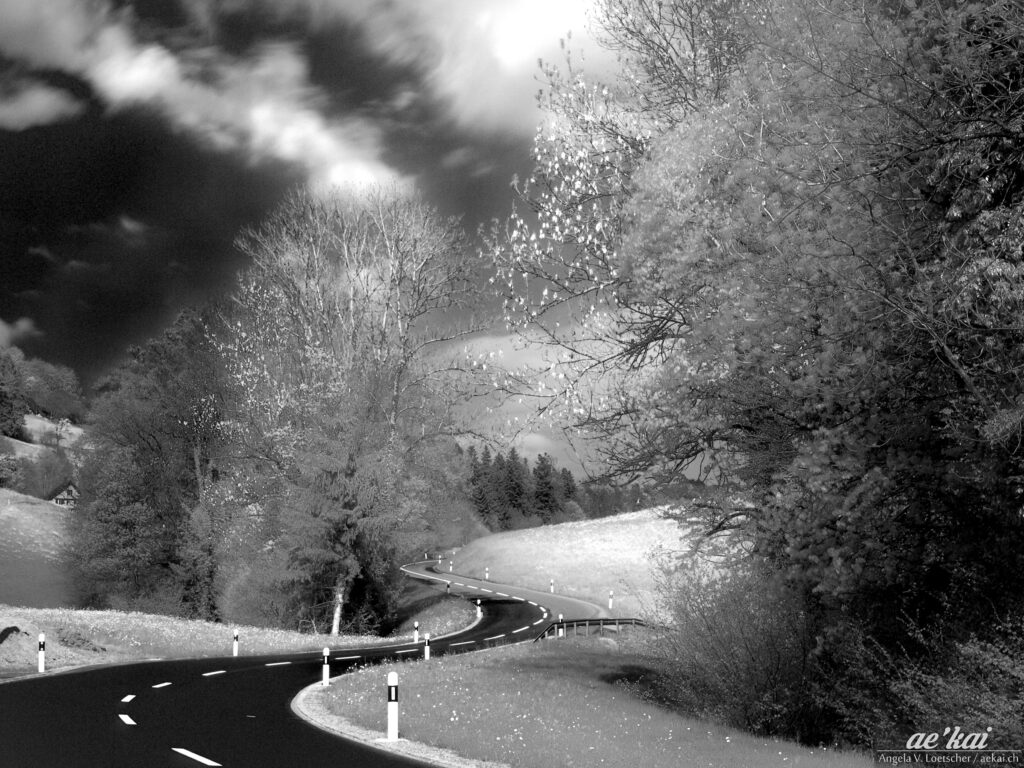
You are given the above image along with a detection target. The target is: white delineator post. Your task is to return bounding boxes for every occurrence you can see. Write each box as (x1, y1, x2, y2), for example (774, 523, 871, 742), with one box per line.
(550, 578, 554, 593)
(37, 633, 45, 673)
(413, 621, 420, 644)
(387, 671, 399, 741)
(557, 614, 564, 638)
(609, 590, 614, 611)
(476, 600, 482, 619)
(449, 560, 453, 572)
(484, 567, 489, 581)
(232, 629, 239, 657)
(321, 647, 330, 686)
(423, 633, 431, 660)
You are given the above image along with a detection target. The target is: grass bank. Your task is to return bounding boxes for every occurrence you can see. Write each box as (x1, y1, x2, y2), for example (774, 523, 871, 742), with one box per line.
(310, 634, 871, 768)
(0, 595, 474, 679)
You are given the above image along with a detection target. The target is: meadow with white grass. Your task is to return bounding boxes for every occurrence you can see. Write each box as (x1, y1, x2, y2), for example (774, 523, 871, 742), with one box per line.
(313, 637, 871, 768)
(449, 507, 711, 621)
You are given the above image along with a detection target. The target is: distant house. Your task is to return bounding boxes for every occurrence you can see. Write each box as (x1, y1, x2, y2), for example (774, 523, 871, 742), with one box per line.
(49, 482, 79, 509)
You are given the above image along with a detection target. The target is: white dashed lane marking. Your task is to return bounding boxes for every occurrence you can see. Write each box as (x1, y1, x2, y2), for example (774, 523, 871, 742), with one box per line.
(202, 670, 225, 677)
(396, 649, 417, 654)
(152, 682, 172, 689)
(483, 634, 505, 641)
(172, 747, 222, 766)
(120, 694, 135, 703)
(496, 592, 508, 597)
(265, 661, 291, 667)
(335, 655, 362, 660)
(532, 618, 544, 625)
(118, 714, 136, 725)
(512, 626, 530, 634)
(450, 640, 474, 647)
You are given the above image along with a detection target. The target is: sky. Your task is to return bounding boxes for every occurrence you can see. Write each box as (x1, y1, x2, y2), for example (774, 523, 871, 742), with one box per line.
(0, 0, 612, 390)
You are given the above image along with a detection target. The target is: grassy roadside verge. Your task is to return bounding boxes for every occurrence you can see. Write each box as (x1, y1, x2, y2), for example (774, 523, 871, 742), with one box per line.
(0, 596, 474, 679)
(308, 634, 872, 768)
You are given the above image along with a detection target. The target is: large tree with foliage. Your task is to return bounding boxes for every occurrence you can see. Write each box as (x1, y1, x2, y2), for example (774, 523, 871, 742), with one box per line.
(491, 0, 1024, 743)
(74, 311, 231, 617)
(212, 185, 485, 633)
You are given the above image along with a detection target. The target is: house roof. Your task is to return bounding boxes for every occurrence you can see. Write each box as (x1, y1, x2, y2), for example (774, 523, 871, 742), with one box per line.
(46, 481, 79, 501)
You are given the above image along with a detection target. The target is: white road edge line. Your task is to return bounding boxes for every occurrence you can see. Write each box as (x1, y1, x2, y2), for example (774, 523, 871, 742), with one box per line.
(265, 661, 291, 667)
(118, 714, 136, 725)
(171, 747, 222, 766)
(152, 682, 172, 688)
(202, 670, 226, 677)
(120, 694, 135, 703)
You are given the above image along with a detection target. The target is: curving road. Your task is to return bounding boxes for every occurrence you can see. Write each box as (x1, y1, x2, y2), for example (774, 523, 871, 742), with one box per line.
(0, 562, 602, 768)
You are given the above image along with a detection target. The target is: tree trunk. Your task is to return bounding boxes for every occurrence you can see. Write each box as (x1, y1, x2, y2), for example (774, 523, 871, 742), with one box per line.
(330, 587, 343, 636)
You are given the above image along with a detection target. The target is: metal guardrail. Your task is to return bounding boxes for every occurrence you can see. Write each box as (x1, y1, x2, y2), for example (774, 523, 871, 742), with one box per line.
(535, 617, 646, 641)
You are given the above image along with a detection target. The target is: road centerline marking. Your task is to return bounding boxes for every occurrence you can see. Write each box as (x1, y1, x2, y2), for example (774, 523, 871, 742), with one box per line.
(450, 640, 474, 646)
(152, 682, 172, 688)
(265, 661, 291, 667)
(483, 633, 505, 641)
(118, 714, 136, 725)
(171, 747, 222, 766)
(202, 670, 226, 677)
(335, 655, 362, 660)
(120, 694, 135, 703)
(512, 626, 530, 633)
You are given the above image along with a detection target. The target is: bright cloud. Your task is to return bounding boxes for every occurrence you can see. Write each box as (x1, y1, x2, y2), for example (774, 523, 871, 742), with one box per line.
(0, 0, 406, 188)
(0, 81, 84, 130)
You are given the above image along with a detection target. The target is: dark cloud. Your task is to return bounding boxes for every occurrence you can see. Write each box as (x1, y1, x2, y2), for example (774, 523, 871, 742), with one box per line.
(0, 0, 600, 384)
(2, 105, 301, 380)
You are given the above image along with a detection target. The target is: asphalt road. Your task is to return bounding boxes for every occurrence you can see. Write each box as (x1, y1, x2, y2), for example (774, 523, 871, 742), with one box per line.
(0, 562, 600, 768)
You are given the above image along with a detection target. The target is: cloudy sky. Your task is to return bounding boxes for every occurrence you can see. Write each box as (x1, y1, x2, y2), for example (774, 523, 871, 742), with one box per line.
(0, 0, 610, 385)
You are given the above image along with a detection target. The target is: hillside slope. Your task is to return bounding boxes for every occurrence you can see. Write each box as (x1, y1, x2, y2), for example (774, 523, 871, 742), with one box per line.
(0, 488, 75, 608)
(450, 508, 694, 620)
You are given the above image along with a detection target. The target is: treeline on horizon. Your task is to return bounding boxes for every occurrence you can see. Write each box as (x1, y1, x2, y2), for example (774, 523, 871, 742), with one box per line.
(466, 445, 643, 530)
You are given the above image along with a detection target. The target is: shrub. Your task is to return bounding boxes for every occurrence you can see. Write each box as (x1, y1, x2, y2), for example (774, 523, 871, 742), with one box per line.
(647, 560, 819, 737)
(0, 454, 21, 488)
(13, 448, 73, 498)
(811, 617, 1024, 750)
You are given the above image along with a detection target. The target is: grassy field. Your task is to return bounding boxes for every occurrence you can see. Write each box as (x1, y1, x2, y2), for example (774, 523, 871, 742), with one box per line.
(449, 508, 697, 620)
(0, 488, 75, 608)
(311, 636, 871, 768)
